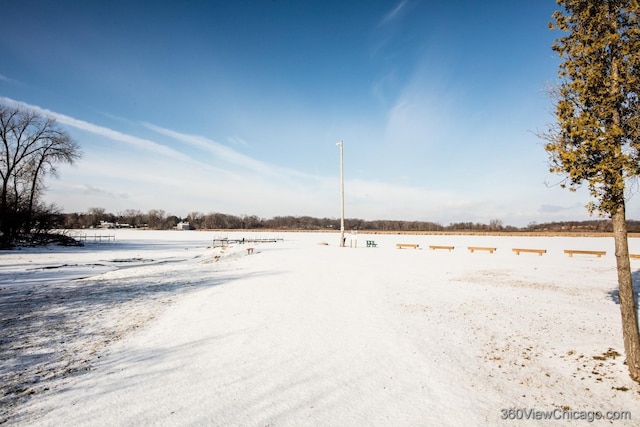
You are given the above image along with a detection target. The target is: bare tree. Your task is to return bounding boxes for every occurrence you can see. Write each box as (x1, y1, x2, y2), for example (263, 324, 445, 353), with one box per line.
(489, 219, 503, 231)
(145, 209, 166, 230)
(186, 211, 204, 229)
(0, 102, 81, 245)
(88, 207, 109, 227)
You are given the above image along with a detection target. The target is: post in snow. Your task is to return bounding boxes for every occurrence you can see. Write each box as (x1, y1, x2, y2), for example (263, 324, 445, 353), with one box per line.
(337, 140, 345, 247)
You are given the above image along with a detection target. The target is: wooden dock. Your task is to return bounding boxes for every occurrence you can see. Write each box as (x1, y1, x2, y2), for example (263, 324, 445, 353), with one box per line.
(212, 237, 283, 247)
(76, 234, 116, 242)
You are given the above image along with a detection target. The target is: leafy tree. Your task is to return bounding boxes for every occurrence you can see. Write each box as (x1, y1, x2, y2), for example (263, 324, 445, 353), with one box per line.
(0, 102, 80, 246)
(547, 0, 640, 381)
(165, 215, 180, 229)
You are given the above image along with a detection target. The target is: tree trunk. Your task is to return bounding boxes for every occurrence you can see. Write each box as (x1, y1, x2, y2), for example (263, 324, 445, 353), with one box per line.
(26, 154, 47, 233)
(612, 203, 640, 382)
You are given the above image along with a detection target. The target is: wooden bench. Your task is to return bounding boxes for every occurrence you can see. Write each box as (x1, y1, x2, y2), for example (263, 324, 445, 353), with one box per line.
(468, 246, 496, 254)
(246, 247, 254, 255)
(396, 243, 419, 249)
(564, 249, 606, 258)
(512, 248, 546, 256)
(366, 240, 377, 247)
(429, 245, 454, 252)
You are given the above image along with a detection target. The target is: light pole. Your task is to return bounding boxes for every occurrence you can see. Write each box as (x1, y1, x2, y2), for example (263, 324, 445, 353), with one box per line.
(337, 140, 345, 247)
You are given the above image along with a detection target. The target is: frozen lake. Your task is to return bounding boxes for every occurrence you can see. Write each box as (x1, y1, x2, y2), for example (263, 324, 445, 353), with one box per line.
(1, 229, 639, 426)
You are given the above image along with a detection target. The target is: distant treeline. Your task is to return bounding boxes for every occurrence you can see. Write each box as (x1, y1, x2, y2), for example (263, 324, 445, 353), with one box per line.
(525, 219, 640, 233)
(58, 208, 640, 233)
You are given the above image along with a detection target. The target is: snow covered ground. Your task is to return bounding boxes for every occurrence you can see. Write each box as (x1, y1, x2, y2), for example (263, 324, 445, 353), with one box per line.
(1, 229, 639, 426)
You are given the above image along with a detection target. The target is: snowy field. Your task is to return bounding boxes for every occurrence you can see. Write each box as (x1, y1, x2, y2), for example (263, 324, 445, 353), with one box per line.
(1, 229, 639, 426)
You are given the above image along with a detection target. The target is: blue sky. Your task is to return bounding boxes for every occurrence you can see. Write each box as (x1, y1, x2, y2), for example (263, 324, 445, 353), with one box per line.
(1, 0, 633, 227)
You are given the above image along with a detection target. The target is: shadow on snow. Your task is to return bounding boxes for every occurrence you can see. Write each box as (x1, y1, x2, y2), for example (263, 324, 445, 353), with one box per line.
(606, 269, 640, 308)
(0, 252, 279, 424)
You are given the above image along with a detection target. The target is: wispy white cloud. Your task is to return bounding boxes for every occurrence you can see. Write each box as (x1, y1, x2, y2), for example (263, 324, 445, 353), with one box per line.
(384, 86, 452, 150)
(142, 122, 322, 181)
(380, 48, 460, 153)
(1, 97, 323, 187)
(345, 178, 480, 222)
(379, 0, 409, 26)
(539, 202, 585, 214)
(227, 136, 248, 147)
(0, 97, 189, 161)
(372, 70, 398, 105)
(0, 75, 26, 87)
(142, 122, 285, 177)
(78, 184, 131, 200)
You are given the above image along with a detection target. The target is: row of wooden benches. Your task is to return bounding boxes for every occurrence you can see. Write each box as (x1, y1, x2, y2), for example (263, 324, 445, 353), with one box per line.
(391, 243, 618, 258)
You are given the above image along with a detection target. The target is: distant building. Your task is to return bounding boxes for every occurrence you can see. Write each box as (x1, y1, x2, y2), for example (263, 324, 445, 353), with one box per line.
(176, 222, 191, 230)
(99, 221, 116, 229)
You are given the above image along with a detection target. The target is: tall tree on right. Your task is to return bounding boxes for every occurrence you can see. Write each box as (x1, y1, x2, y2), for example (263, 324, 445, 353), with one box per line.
(547, 0, 640, 382)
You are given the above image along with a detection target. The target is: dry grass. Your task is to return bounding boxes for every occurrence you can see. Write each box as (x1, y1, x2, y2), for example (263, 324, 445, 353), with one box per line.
(201, 229, 640, 238)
